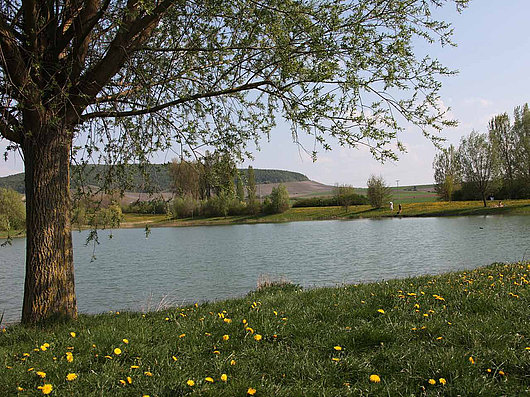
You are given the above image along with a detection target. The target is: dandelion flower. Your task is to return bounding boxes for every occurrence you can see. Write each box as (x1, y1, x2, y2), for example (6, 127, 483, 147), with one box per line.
(468, 356, 475, 365)
(36, 371, 46, 378)
(221, 373, 228, 382)
(369, 374, 381, 383)
(40, 345, 48, 351)
(223, 334, 230, 341)
(122, 339, 129, 344)
(254, 334, 262, 341)
(213, 350, 220, 355)
(439, 378, 446, 385)
(144, 371, 153, 377)
(486, 368, 492, 373)
(187, 379, 195, 386)
(179, 334, 186, 338)
(70, 332, 76, 338)
(230, 359, 236, 365)
(246, 327, 254, 334)
(127, 377, 132, 384)
(223, 318, 232, 324)
(17, 386, 24, 391)
(131, 365, 139, 369)
(119, 380, 127, 385)
(37, 384, 53, 394)
(499, 370, 505, 376)
(66, 351, 74, 362)
(205, 377, 214, 383)
(247, 387, 257, 395)
(334, 346, 342, 351)
(377, 309, 385, 314)
(114, 348, 122, 355)
(64, 372, 78, 381)
(332, 358, 340, 362)
(428, 379, 436, 385)
(172, 356, 178, 361)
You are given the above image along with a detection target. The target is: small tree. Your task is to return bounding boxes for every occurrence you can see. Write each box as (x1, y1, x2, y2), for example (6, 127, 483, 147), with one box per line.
(334, 184, 356, 211)
(457, 131, 494, 207)
(433, 144, 460, 201)
(264, 184, 290, 214)
(0, 188, 26, 233)
(366, 175, 391, 208)
(236, 173, 245, 203)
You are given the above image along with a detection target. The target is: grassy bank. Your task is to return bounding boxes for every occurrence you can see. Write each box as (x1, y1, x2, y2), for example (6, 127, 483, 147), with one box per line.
(139, 199, 530, 229)
(1, 262, 529, 395)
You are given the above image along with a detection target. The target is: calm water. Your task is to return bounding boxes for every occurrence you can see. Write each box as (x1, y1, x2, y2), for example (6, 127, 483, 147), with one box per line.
(1, 215, 529, 324)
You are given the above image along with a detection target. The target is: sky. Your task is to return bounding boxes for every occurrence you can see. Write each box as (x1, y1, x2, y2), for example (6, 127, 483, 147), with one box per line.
(1, 0, 529, 187)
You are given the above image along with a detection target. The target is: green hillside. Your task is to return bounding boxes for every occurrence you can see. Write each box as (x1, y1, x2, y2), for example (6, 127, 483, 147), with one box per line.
(0, 165, 309, 193)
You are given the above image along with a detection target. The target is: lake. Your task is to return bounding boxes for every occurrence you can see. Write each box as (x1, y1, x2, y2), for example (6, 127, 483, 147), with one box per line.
(1, 215, 529, 324)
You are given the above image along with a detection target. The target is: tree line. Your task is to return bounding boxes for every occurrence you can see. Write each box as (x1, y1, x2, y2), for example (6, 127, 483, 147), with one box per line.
(433, 103, 530, 206)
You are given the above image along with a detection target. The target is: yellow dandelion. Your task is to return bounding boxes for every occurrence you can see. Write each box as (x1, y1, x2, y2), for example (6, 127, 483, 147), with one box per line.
(205, 377, 214, 383)
(40, 345, 48, 351)
(165, 317, 169, 321)
(436, 336, 443, 340)
(37, 384, 53, 394)
(428, 379, 436, 385)
(334, 346, 342, 351)
(70, 332, 76, 338)
(213, 350, 220, 355)
(377, 309, 385, 314)
(486, 368, 492, 373)
(17, 386, 24, 391)
(187, 379, 195, 387)
(223, 334, 230, 341)
(36, 371, 46, 378)
(131, 365, 139, 369)
(254, 334, 262, 341)
(332, 357, 340, 362)
(179, 334, 186, 338)
(66, 373, 78, 381)
(247, 387, 257, 395)
(246, 327, 254, 334)
(468, 356, 475, 365)
(127, 376, 132, 384)
(172, 356, 178, 361)
(119, 379, 127, 385)
(27, 368, 34, 372)
(439, 378, 446, 385)
(230, 359, 236, 365)
(223, 318, 232, 323)
(369, 374, 381, 383)
(144, 371, 153, 377)
(122, 339, 129, 344)
(499, 370, 505, 376)
(221, 373, 228, 382)
(114, 348, 122, 355)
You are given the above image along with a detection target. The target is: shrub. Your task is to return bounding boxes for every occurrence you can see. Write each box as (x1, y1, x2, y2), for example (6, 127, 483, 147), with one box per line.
(172, 196, 200, 218)
(292, 194, 368, 208)
(0, 188, 25, 231)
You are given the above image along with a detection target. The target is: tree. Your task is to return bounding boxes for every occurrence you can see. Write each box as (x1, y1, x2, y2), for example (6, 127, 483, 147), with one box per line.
(513, 104, 530, 184)
(433, 144, 459, 201)
(236, 173, 245, 203)
(457, 131, 494, 207)
(488, 113, 516, 197)
(366, 175, 391, 208)
(169, 159, 201, 199)
(334, 184, 356, 211)
(0, 187, 26, 234)
(264, 184, 290, 214)
(0, 0, 468, 323)
(246, 166, 259, 215)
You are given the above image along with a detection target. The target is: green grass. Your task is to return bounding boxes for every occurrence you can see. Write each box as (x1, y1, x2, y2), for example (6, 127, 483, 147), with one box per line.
(1, 262, 529, 395)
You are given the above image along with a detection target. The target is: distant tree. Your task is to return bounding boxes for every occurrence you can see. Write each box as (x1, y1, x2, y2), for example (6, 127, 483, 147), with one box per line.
(236, 174, 245, 203)
(488, 113, 516, 197)
(334, 184, 356, 211)
(433, 144, 460, 201)
(457, 131, 494, 207)
(264, 184, 290, 214)
(366, 175, 391, 208)
(0, 188, 26, 233)
(513, 104, 530, 184)
(169, 160, 200, 199)
(246, 166, 259, 215)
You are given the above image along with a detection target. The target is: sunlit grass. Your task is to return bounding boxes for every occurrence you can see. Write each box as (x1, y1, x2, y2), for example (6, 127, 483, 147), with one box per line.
(1, 262, 529, 395)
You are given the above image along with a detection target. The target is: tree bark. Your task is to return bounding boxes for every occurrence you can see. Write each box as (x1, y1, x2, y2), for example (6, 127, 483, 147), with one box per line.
(22, 127, 77, 323)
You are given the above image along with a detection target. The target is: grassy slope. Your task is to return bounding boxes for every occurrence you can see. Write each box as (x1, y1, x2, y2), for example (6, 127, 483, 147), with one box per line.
(1, 262, 528, 395)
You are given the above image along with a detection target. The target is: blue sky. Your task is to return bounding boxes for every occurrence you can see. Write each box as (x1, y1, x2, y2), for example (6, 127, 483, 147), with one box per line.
(1, 0, 529, 187)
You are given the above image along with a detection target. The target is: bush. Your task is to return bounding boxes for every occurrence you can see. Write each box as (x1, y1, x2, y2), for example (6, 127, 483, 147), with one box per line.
(367, 175, 391, 208)
(292, 194, 368, 208)
(122, 199, 167, 214)
(263, 184, 290, 214)
(172, 196, 200, 218)
(0, 188, 25, 231)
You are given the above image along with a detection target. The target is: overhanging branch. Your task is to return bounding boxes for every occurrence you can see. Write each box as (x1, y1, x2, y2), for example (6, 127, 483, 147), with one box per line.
(81, 80, 273, 120)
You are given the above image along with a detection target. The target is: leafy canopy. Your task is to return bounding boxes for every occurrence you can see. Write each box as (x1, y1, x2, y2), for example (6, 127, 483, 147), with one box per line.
(1, 0, 468, 171)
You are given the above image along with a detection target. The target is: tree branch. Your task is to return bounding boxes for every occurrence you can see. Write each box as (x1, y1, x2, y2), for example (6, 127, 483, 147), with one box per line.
(81, 80, 273, 120)
(0, 109, 23, 144)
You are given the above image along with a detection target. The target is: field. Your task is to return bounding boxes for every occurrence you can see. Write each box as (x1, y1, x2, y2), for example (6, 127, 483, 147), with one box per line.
(1, 262, 528, 395)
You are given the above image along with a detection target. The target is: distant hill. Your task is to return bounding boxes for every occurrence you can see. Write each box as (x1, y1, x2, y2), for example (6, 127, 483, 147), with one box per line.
(0, 164, 309, 193)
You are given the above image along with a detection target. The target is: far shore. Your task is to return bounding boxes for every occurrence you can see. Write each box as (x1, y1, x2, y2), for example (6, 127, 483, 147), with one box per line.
(2, 199, 529, 239)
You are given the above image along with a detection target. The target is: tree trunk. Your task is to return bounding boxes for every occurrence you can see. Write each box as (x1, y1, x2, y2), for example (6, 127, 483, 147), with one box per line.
(22, 128, 77, 323)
